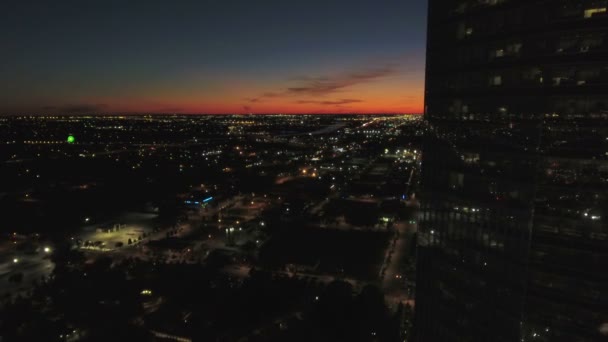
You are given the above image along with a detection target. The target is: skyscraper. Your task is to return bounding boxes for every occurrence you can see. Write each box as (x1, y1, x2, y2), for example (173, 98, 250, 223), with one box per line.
(416, 0, 608, 341)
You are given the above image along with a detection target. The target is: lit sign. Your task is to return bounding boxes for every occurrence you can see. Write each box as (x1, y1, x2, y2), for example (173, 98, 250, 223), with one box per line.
(186, 197, 212, 205)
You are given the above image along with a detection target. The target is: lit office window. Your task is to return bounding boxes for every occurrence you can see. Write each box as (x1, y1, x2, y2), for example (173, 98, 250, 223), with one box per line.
(490, 75, 503, 86)
(584, 7, 607, 18)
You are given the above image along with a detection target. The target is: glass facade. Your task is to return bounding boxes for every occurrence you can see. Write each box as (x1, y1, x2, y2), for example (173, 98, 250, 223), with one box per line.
(417, 0, 608, 341)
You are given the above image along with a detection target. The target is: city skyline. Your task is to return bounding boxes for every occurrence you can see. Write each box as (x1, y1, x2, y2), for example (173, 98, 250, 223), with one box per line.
(1, 1, 427, 115)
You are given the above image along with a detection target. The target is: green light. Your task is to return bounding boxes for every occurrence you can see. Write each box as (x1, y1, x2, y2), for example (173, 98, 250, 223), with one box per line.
(67, 135, 75, 144)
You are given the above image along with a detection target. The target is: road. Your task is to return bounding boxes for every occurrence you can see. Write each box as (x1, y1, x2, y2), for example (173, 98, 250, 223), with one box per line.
(380, 220, 416, 307)
(0, 250, 54, 300)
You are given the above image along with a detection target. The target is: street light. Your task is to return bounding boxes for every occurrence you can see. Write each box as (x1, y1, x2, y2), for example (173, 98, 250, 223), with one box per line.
(13, 258, 19, 264)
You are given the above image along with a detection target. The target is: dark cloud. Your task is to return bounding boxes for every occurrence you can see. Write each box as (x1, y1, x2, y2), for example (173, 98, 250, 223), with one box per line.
(296, 99, 364, 106)
(243, 63, 401, 110)
(246, 92, 281, 104)
(288, 76, 331, 82)
(42, 104, 108, 113)
(285, 66, 396, 97)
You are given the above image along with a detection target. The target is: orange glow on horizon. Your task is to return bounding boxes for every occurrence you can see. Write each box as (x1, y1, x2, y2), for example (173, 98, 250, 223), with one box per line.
(98, 100, 424, 114)
(86, 84, 424, 114)
(30, 67, 425, 115)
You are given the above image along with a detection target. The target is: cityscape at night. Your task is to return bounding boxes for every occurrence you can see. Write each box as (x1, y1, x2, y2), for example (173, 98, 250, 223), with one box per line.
(1, 1, 607, 342)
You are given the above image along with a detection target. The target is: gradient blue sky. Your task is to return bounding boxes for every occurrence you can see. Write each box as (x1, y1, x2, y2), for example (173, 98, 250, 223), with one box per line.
(1, 0, 427, 114)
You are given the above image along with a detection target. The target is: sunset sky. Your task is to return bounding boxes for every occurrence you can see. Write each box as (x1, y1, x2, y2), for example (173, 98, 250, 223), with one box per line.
(1, 1, 427, 114)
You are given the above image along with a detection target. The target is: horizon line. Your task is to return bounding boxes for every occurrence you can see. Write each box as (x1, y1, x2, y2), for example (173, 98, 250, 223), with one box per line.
(0, 112, 424, 117)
